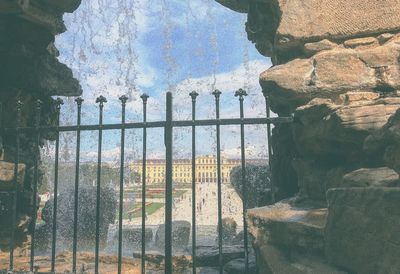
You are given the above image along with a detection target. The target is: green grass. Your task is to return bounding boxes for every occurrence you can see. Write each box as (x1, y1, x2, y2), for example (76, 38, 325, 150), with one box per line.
(123, 202, 165, 219)
(126, 189, 187, 199)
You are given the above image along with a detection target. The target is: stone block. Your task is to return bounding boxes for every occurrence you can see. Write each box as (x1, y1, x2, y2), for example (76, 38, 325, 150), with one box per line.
(341, 167, 400, 188)
(273, 0, 400, 52)
(326, 187, 400, 274)
(261, 39, 400, 113)
(247, 199, 327, 252)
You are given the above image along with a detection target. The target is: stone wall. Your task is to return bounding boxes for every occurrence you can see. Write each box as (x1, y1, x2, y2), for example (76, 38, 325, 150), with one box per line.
(0, 0, 82, 250)
(217, 0, 400, 273)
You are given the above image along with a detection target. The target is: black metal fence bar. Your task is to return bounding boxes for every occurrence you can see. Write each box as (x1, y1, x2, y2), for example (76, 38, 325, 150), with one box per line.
(190, 91, 198, 274)
(9, 100, 22, 271)
(264, 94, 275, 203)
(118, 96, 128, 274)
(95, 96, 106, 274)
(72, 97, 83, 273)
(165, 92, 173, 274)
(212, 90, 224, 274)
(30, 100, 42, 272)
(236, 89, 249, 272)
(141, 93, 149, 274)
(51, 99, 63, 273)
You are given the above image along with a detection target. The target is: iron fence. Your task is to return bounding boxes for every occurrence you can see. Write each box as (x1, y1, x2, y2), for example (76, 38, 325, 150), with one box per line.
(0, 89, 292, 274)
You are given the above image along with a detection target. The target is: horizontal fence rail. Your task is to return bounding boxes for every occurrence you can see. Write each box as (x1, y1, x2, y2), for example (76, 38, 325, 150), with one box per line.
(0, 89, 292, 274)
(1, 117, 292, 133)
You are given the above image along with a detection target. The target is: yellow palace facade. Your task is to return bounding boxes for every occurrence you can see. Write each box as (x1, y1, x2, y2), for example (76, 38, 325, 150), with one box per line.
(131, 155, 250, 184)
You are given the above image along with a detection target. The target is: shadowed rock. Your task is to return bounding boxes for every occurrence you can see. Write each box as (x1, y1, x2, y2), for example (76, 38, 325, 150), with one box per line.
(40, 184, 117, 251)
(155, 220, 191, 252)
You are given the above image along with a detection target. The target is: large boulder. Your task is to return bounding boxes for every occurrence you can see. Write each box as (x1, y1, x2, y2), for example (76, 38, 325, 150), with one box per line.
(0, 46, 82, 97)
(261, 37, 400, 113)
(217, 217, 237, 245)
(325, 188, 400, 274)
(274, 0, 400, 51)
(41, 184, 117, 250)
(110, 227, 153, 250)
(196, 245, 244, 267)
(155, 220, 191, 251)
(248, 199, 327, 253)
(230, 164, 272, 208)
(293, 96, 400, 162)
(247, 199, 345, 273)
(341, 167, 400, 188)
(223, 257, 257, 274)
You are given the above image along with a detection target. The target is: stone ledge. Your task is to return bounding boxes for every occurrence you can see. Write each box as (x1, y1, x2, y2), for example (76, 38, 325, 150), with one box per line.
(248, 199, 327, 252)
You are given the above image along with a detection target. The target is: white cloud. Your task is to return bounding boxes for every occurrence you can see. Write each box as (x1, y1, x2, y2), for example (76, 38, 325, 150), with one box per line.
(169, 59, 272, 120)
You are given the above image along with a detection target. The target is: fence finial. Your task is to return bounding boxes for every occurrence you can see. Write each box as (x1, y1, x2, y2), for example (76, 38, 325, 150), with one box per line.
(234, 88, 248, 99)
(189, 91, 199, 101)
(212, 89, 222, 99)
(55, 98, 64, 109)
(96, 96, 107, 106)
(75, 97, 84, 106)
(140, 93, 149, 104)
(119, 95, 128, 105)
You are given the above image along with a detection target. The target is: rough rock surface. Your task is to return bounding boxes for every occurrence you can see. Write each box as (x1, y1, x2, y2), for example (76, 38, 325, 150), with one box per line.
(364, 109, 400, 173)
(247, 199, 346, 273)
(217, 0, 400, 60)
(293, 159, 345, 201)
(261, 37, 400, 113)
(195, 245, 244, 267)
(216, 1, 400, 273)
(293, 96, 400, 161)
(110, 227, 153, 249)
(248, 199, 327, 253)
(230, 164, 272, 208)
(0, 0, 82, 251)
(155, 220, 191, 251)
(40, 184, 117, 250)
(341, 167, 400, 188)
(325, 188, 400, 274)
(273, 0, 400, 52)
(223, 256, 257, 274)
(219, 217, 237, 244)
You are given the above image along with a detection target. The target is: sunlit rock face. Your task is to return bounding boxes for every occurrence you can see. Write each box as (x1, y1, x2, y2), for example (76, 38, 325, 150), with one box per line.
(0, 0, 82, 250)
(216, 0, 400, 273)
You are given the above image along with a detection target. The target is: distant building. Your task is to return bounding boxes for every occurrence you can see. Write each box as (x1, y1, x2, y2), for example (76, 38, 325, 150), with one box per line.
(131, 155, 266, 184)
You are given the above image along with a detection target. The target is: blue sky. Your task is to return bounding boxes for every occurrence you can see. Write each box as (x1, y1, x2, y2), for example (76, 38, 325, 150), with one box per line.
(53, 0, 272, 161)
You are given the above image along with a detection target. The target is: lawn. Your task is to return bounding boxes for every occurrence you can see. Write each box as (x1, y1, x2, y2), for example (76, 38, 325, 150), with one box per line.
(123, 202, 165, 219)
(125, 189, 187, 199)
